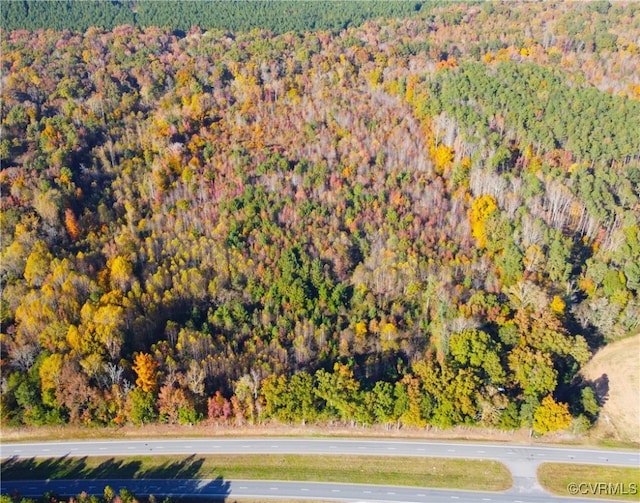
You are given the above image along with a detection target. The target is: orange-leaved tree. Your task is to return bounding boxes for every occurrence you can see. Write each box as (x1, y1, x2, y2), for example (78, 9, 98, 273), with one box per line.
(132, 352, 158, 393)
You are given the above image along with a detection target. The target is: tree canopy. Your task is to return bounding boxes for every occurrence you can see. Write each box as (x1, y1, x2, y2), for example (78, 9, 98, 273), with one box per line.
(1, 1, 638, 434)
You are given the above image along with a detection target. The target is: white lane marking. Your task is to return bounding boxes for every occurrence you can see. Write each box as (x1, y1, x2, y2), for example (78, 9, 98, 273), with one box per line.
(99, 447, 107, 450)
(447, 449, 456, 452)
(417, 448, 426, 451)
(482, 499, 491, 501)
(387, 447, 396, 450)
(387, 492, 396, 495)
(332, 489, 340, 493)
(269, 487, 278, 490)
(477, 450, 486, 453)
(364, 491, 372, 494)
(239, 486, 248, 490)
(451, 497, 459, 500)
(301, 488, 309, 492)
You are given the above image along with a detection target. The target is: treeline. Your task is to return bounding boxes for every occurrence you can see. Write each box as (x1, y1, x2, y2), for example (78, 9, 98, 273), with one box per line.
(1, 2, 639, 435)
(2, 0, 428, 34)
(0, 487, 161, 503)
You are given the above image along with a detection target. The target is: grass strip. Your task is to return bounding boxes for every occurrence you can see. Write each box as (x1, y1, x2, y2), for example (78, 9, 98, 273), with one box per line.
(1, 454, 512, 491)
(538, 463, 640, 501)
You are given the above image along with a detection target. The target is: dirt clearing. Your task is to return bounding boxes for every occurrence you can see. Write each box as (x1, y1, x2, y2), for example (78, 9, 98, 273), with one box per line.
(581, 334, 640, 444)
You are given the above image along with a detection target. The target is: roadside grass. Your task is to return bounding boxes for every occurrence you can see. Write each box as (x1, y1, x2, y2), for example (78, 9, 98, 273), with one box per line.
(0, 424, 528, 442)
(538, 463, 640, 501)
(1, 454, 512, 491)
(154, 500, 338, 503)
(174, 501, 337, 503)
(595, 439, 640, 451)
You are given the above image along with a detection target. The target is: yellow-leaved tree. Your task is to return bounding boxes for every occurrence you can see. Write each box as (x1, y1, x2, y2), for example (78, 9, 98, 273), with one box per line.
(469, 194, 498, 249)
(39, 353, 64, 407)
(24, 240, 52, 288)
(533, 395, 572, 434)
(109, 255, 133, 291)
(431, 143, 455, 175)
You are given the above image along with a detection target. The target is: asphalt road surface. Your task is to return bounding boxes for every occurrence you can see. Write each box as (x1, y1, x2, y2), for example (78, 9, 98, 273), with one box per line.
(2, 438, 639, 502)
(3, 478, 636, 503)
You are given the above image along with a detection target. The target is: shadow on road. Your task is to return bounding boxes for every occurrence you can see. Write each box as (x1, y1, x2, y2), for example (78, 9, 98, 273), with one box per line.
(1, 455, 231, 502)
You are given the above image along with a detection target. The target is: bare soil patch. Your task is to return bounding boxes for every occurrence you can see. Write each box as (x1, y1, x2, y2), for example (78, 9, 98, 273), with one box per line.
(581, 334, 640, 445)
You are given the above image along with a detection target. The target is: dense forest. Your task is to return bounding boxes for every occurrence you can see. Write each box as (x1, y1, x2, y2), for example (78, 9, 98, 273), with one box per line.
(1, 1, 639, 435)
(3, 0, 428, 34)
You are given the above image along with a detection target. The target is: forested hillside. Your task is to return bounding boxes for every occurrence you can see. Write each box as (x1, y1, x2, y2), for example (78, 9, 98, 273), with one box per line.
(1, 1, 639, 434)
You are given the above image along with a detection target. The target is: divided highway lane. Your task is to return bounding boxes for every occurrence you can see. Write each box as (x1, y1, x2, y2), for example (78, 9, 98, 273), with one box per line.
(2, 439, 638, 502)
(1, 478, 630, 503)
(2, 438, 639, 467)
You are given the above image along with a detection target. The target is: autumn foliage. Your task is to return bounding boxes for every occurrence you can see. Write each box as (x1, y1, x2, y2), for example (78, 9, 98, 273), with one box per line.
(133, 353, 158, 393)
(1, 1, 638, 433)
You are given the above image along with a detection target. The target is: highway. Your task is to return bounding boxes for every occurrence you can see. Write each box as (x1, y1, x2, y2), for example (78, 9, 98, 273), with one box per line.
(3, 478, 634, 503)
(2, 438, 639, 502)
(2, 438, 638, 465)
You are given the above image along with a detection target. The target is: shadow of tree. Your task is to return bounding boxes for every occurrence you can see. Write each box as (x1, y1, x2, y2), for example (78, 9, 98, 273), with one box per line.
(0, 455, 117, 481)
(138, 453, 204, 480)
(1, 455, 231, 502)
(591, 373, 609, 406)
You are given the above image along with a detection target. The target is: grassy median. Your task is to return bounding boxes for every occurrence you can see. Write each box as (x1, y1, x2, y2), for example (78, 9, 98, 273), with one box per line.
(538, 463, 640, 501)
(1, 454, 512, 491)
